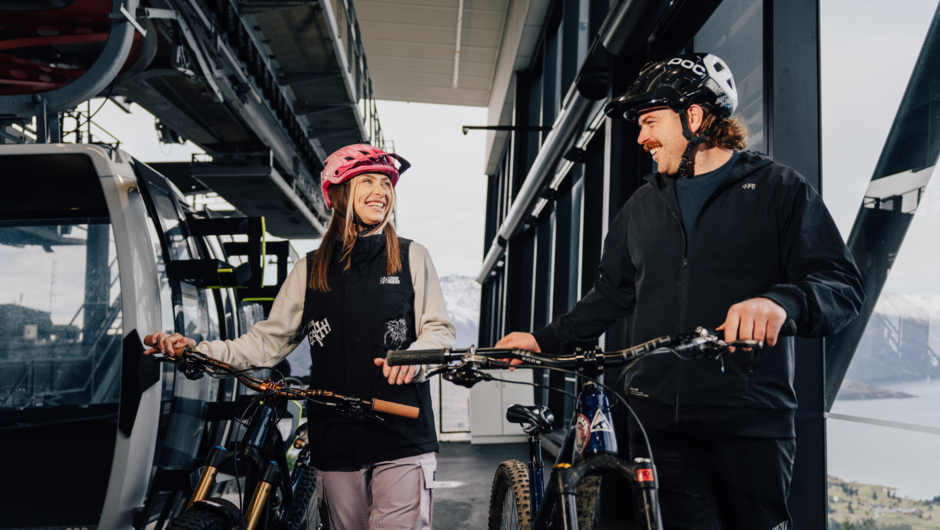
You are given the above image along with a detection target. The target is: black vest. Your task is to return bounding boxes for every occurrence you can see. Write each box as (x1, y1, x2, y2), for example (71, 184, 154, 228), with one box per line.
(301, 235, 438, 469)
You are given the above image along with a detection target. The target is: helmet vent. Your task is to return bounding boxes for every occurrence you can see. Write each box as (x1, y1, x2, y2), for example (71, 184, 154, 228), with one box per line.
(714, 62, 725, 72)
(343, 156, 355, 161)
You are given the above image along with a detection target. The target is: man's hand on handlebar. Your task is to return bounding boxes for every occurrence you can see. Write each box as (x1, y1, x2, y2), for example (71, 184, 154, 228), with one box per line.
(494, 332, 541, 371)
(717, 297, 787, 352)
(373, 358, 419, 385)
(143, 331, 196, 357)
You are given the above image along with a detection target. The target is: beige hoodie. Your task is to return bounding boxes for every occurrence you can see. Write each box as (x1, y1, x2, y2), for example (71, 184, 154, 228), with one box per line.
(197, 241, 457, 381)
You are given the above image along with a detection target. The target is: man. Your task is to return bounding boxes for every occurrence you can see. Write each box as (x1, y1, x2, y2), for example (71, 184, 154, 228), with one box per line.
(495, 53, 864, 529)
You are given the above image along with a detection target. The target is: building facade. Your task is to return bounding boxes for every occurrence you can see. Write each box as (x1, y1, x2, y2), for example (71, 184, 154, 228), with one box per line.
(477, 0, 940, 526)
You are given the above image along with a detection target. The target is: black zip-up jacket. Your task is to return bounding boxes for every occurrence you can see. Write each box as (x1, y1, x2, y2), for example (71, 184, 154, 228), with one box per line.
(533, 151, 864, 438)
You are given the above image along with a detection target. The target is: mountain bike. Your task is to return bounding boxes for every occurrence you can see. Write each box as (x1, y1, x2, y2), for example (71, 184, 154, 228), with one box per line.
(143, 335, 419, 530)
(386, 321, 796, 530)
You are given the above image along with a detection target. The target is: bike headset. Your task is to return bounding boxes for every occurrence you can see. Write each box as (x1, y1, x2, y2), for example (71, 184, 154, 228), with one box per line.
(604, 52, 739, 178)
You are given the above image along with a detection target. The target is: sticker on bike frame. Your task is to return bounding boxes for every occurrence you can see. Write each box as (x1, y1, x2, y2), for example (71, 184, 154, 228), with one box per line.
(575, 414, 591, 453)
(591, 407, 614, 433)
(637, 469, 654, 482)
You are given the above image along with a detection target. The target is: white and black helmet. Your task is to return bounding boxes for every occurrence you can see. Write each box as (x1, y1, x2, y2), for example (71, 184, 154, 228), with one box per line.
(604, 53, 738, 122)
(605, 53, 738, 178)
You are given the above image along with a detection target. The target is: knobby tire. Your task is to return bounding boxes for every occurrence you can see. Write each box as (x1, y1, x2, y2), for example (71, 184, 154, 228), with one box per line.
(288, 462, 320, 530)
(165, 505, 228, 530)
(488, 460, 532, 530)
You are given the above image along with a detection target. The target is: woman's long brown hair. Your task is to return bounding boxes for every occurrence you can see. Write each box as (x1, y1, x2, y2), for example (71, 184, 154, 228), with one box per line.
(308, 175, 402, 292)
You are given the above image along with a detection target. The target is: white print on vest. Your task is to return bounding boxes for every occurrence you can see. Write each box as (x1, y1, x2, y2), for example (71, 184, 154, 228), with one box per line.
(308, 317, 331, 347)
(742, 183, 756, 190)
(771, 521, 789, 530)
(384, 318, 408, 348)
(380, 276, 400, 285)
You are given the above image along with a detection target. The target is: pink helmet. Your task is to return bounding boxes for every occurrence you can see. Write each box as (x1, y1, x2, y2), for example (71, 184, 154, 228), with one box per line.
(320, 144, 411, 208)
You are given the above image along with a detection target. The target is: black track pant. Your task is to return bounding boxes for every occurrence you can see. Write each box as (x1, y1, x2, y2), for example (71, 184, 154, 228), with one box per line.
(629, 427, 796, 530)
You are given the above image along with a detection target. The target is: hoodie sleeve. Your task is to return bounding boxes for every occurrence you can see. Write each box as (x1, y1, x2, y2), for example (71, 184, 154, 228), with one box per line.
(532, 204, 638, 354)
(760, 170, 865, 337)
(406, 242, 457, 382)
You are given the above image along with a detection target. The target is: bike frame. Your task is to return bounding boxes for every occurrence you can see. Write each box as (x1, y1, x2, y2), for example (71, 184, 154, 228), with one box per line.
(520, 356, 661, 529)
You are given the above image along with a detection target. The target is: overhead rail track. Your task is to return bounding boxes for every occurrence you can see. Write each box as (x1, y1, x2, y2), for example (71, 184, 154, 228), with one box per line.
(0, 0, 386, 239)
(476, 0, 723, 283)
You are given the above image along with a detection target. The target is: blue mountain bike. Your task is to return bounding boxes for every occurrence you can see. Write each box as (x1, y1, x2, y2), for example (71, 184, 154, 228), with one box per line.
(387, 323, 793, 529)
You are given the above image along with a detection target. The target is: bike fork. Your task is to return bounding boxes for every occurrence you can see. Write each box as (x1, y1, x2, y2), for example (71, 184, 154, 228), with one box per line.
(188, 445, 229, 508)
(551, 466, 579, 530)
(245, 461, 281, 530)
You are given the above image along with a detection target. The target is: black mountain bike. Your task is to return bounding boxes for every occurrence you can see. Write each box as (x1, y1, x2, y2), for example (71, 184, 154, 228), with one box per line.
(386, 322, 795, 530)
(144, 336, 419, 530)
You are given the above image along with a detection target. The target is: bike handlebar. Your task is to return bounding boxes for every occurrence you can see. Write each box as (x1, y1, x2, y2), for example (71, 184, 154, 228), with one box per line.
(385, 320, 797, 369)
(143, 335, 419, 420)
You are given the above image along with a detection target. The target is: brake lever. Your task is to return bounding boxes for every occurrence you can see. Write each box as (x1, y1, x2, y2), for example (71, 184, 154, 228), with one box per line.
(442, 362, 493, 388)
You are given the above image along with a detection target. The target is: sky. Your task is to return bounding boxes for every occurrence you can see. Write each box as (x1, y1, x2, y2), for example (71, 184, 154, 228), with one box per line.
(91, 99, 489, 279)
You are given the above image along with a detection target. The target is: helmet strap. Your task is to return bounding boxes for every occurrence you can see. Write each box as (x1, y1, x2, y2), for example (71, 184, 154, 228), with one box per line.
(677, 108, 708, 179)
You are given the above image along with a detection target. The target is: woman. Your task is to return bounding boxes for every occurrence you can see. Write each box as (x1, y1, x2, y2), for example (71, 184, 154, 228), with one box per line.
(145, 144, 456, 530)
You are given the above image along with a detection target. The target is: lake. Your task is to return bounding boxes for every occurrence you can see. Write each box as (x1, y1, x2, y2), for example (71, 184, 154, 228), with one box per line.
(828, 378, 940, 501)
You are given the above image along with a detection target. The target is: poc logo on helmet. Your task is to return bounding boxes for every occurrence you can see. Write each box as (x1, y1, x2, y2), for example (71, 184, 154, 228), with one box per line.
(668, 57, 706, 76)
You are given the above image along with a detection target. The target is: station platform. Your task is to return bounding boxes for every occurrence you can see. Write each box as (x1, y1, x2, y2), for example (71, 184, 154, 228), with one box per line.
(434, 442, 526, 529)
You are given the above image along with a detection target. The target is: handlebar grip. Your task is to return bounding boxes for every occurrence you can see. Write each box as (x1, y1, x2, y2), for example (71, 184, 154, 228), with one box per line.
(386, 350, 448, 366)
(371, 399, 420, 419)
(779, 319, 797, 338)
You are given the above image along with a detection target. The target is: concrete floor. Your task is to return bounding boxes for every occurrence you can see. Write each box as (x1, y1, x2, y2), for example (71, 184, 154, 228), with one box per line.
(433, 441, 528, 529)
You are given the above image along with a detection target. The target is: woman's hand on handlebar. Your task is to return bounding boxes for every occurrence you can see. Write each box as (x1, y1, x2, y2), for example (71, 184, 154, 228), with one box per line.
(373, 358, 419, 385)
(718, 297, 787, 352)
(494, 332, 540, 370)
(143, 331, 196, 357)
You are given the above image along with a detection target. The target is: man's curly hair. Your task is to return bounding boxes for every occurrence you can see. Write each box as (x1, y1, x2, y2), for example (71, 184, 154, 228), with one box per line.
(699, 104, 749, 150)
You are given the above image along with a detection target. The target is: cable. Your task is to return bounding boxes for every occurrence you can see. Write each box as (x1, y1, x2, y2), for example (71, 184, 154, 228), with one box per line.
(71, 78, 117, 135)
(511, 364, 657, 474)
(489, 376, 578, 400)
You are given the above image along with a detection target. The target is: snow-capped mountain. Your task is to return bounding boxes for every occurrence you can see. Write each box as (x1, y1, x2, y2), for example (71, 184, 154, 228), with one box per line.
(846, 292, 940, 383)
(439, 275, 481, 347)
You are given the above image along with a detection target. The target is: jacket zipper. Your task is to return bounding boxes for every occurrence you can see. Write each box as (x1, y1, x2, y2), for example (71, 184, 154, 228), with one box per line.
(661, 196, 687, 424)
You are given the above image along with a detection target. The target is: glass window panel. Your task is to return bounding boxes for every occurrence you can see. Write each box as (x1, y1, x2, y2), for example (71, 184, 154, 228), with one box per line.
(0, 220, 122, 408)
(822, 0, 940, 425)
(827, 419, 940, 524)
(694, 0, 764, 153)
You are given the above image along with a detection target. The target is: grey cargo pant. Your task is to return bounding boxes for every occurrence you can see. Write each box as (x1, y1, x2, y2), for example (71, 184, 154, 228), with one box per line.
(316, 452, 436, 530)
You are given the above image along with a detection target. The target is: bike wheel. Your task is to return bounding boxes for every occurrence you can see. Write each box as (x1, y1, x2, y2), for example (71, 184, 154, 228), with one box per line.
(165, 505, 229, 530)
(488, 460, 532, 530)
(575, 476, 601, 530)
(288, 462, 320, 530)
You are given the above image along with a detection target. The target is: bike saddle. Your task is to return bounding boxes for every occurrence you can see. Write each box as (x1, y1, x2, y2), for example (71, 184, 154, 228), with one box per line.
(505, 404, 554, 434)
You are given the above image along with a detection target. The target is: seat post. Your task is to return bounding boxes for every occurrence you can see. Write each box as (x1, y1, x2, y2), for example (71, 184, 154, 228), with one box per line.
(528, 433, 544, 511)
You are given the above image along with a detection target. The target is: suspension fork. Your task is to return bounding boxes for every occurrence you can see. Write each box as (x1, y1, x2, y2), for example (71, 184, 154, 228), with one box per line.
(245, 461, 282, 530)
(188, 445, 230, 508)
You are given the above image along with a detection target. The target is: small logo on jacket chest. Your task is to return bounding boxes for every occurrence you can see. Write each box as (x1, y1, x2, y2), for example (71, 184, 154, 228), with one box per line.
(380, 276, 400, 285)
(742, 183, 756, 190)
(307, 317, 331, 347)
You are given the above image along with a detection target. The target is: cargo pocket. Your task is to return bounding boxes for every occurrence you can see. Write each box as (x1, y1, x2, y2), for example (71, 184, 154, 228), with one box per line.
(418, 454, 436, 530)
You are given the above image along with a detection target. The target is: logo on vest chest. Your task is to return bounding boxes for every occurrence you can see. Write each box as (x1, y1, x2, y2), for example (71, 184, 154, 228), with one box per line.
(380, 275, 400, 285)
(384, 318, 409, 349)
(307, 317, 332, 348)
